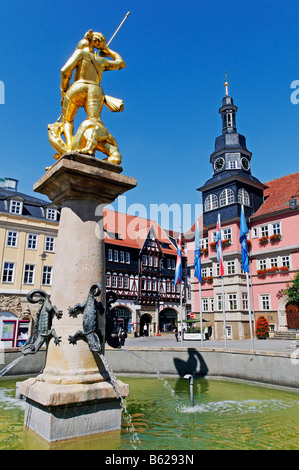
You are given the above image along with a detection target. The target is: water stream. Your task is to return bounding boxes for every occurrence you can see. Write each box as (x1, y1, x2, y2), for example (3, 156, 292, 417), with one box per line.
(0, 356, 23, 377)
(99, 353, 141, 449)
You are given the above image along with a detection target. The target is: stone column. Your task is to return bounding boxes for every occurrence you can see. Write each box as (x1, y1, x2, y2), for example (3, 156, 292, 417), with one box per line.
(19, 153, 137, 442)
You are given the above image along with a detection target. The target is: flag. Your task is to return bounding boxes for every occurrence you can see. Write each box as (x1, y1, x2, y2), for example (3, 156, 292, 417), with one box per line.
(240, 205, 249, 273)
(174, 233, 182, 285)
(194, 221, 202, 282)
(216, 214, 225, 276)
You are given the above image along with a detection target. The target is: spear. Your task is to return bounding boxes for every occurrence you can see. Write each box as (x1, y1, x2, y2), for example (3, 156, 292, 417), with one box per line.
(107, 11, 130, 46)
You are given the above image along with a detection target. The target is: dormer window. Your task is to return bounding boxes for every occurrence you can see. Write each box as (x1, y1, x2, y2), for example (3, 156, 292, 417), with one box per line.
(46, 208, 57, 221)
(9, 199, 23, 215)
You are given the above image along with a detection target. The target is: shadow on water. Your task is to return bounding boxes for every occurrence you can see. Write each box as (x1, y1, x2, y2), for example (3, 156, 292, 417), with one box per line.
(173, 348, 209, 377)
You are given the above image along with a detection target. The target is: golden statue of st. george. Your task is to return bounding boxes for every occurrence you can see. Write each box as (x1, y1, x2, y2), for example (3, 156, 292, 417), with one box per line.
(48, 29, 126, 164)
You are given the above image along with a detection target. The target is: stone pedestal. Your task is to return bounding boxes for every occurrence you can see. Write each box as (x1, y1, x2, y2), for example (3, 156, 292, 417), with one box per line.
(18, 153, 137, 442)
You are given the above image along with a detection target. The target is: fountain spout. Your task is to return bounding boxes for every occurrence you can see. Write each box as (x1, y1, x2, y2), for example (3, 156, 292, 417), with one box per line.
(184, 374, 194, 407)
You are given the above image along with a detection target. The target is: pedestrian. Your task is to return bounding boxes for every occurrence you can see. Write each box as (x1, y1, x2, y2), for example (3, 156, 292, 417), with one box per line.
(173, 327, 179, 342)
(143, 324, 148, 337)
(119, 329, 127, 346)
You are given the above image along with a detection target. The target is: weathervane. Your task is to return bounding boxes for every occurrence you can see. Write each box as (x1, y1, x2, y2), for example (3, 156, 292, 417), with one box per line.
(224, 71, 229, 97)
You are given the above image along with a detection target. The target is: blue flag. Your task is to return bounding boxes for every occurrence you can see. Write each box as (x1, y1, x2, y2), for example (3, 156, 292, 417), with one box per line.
(240, 206, 249, 273)
(194, 221, 202, 282)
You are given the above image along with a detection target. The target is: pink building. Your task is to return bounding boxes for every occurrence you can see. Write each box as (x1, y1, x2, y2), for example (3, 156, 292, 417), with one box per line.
(186, 85, 299, 340)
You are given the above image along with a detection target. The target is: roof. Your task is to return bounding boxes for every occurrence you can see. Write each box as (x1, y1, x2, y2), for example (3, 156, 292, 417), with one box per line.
(0, 187, 59, 221)
(103, 209, 181, 256)
(252, 172, 299, 219)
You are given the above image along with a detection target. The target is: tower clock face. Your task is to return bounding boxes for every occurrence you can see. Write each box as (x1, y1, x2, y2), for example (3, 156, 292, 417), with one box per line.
(241, 157, 250, 171)
(214, 157, 225, 171)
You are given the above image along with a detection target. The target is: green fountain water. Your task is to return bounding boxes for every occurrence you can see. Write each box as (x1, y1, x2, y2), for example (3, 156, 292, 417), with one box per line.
(0, 375, 298, 450)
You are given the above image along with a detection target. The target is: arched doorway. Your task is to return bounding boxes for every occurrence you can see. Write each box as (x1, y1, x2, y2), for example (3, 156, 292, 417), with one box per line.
(159, 308, 178, 333)
(286, 303, 299, 330)
(140, 313, 151, 336)
(111, 306, 132, 333)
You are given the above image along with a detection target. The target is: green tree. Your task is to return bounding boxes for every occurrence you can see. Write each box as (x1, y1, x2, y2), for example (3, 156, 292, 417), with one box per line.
(284, 271, 299, 305)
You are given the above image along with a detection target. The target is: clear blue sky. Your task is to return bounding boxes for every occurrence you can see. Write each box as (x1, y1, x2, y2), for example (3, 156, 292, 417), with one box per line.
(1, 0, 298, 231)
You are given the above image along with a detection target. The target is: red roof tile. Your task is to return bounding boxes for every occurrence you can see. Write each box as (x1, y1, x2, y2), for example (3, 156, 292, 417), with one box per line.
(103, 209, 179, 255)
(252, 172, 299, 218)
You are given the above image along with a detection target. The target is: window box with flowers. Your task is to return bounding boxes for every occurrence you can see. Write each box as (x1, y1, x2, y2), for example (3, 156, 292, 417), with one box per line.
(257, 269, 266, 276)
(267, 266, 279, 274)
(279, 266, 289, 273)
(258, 236, 269, 245)
(202, 276, 213, 283)
(209, 239, 231, 250)
(270, 234, 282, 242)
(200, 248, 208, 255)
(222, 238, 232, 247)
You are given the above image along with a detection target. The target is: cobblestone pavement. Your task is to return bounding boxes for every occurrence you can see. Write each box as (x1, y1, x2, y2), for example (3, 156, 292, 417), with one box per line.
(123, 334, 298, 353)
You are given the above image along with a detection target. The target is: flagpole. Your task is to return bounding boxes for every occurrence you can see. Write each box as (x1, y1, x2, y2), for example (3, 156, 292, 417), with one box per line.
(221, 275, 227, 348)
(180, 281, 183, 347)
(199, 281, 203, 347)
(246, 271, 254, 350)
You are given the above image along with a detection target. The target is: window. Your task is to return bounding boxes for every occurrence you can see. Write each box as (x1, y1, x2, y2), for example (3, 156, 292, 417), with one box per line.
(204, 194, 218, 212)
(167, 259, 171, 269)
(125, 252, 130, 264)
(45, 236, 55, 252)
(141, 278, 146, 290)
(270, 257, 278, 268)
(229, 160, 237, 169)
(9, 200, 22, 214)
(147, 279, 151, 290)
(23, 264, 35, 284)
(272, 222, 281, 235)
(113, 250, 119, 262)
(228, 293, 237, 310)
(227, 261, 235, 275)
(118, 275, 123, 288)
(200, 238, 208, 250)
(152, 279, 157, 291)
(2, 262, 15, 283)
(42, 266, 53, 286)
(148, 256, 153, 267)
(6, 230, 18, 247)
(201, 268, 207, 278)
(261, 294, 270, 310)
(226, 326, 232, 338)
(242, 293, 248, 310)
(202, 299, 209, 312)
(215, 263, 220, 276)
(219, 189, 234, 207)
(238, 188, 250, 206)
(46, 208, 57, 220)
(124, 276, 129, 289)
(166, 281, 171, 292)
(108, 249, 113, 261)
(27, 233, 38, 250)
(217, 294, 223, 310)
(120, 251, 125, 263)
(259, 259, 267, 270)
(282, 256, 290, 268)
(153, 256, 158, 267)
(223, 228, 232, 241)
(252, 227, 258, 238)
(106, 274, 111, 287)
(210, 298, 214, 312)
(171, 259, 175, 270)
(260, 225, 269, 237)
(112, 275, 117, 288)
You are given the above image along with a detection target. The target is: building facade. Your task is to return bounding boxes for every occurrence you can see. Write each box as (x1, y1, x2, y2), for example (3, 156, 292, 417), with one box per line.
(0, 178, 60, 347)
(186, 88, 299, 340)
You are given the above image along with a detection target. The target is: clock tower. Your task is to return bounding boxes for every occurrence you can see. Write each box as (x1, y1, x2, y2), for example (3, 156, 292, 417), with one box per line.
(199, 80, 265, 227)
